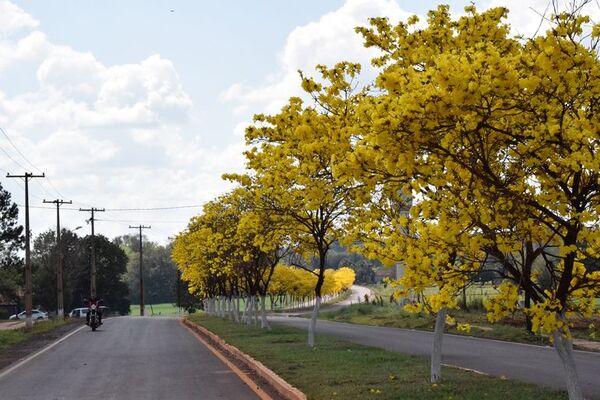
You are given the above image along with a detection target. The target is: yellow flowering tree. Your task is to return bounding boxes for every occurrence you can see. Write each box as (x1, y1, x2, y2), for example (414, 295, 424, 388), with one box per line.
(343, 4, 600, 397)
(172, 188, 288, 328)
(231, 62, 365, 346)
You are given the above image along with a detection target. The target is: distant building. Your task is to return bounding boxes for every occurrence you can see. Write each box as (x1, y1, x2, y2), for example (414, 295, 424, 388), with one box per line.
(0, 295, 19, 319)
(373, 262, 404, 283)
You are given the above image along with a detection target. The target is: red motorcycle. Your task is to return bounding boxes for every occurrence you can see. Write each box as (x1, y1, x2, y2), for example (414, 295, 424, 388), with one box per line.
(85, 298, 103, 331)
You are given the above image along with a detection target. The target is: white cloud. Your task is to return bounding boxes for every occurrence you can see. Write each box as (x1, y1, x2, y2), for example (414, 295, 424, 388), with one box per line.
(36, 130, 120, 168)
(0, 1, 244, 242)
(0, 0, 38, 36)
(222, 0, 413, 115)
(487, 0, 600, 38)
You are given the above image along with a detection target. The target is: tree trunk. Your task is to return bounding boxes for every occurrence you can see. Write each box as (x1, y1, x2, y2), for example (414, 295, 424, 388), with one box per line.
(431, 307, 447, 383)
(308, 296, 322, 347)
(245, 297, 252, 324)
(525, 291, 532, 334)
(260, 296, 270, 330)
(253, 296, 259, 325)
(227, 298, 233, 321)
(234, 296, 240, 322)
(553, 330, 583, 400)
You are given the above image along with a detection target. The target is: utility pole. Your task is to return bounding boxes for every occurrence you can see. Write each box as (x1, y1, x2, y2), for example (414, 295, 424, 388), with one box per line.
(129, 225, 150, 316)
(6, 172, 45, 331)
(79, 207, 105, 298)
(43, 199, 72, 319)
(177, 269, 181, 313)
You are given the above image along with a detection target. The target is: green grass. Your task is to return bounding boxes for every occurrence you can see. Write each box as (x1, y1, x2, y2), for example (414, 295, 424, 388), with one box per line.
(0, 319, 68, 352)
(321, 303, 600, 345)
(187, 314, 566, 400)
(368, 284, 499, 304)
(130, 303, 185, 316)
(320, 304, 554, 345)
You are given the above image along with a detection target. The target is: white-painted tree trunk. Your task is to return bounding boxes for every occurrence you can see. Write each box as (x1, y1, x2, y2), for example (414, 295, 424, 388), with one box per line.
(234, 296, 240, 322)
(308, 296, 322, 347)
(241, 296, 247, 322)
(431, 307, 447, 383)
(253, 296, 259, 325)
(227, 298, 233, 320)
(553, 330, 583, 400)
(245, 297, 253, 325)
(260, 295, 270, 330)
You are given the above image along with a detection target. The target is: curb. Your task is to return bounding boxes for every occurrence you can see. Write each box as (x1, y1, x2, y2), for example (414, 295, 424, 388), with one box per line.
(182, 318, 307, 400)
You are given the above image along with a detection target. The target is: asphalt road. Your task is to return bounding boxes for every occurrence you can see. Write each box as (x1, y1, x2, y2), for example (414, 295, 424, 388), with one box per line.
(0, 317, 259, 400)
(270, 316, 600, 399)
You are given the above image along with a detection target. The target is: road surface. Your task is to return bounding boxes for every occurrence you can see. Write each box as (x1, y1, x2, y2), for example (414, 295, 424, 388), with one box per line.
(275, 285, 374, 316)
(335, 285, 374, 306)
(271, 316, 600, 399)
(0, 317, 260, 400)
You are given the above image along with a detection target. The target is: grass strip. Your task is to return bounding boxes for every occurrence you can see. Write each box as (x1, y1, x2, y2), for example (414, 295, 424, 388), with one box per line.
(320, 304, 600, 346)
(0, 319, 68, 352)
(187, 314, 566, 400)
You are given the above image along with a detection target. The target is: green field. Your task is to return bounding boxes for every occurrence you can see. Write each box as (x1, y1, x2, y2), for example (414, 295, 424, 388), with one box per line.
(368, 283, 499, 305)
(129, 303, 185, 316)
(187, 314, 566, 400)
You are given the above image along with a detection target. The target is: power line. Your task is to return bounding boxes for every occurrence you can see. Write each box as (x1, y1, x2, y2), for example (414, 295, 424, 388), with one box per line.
(0, 127, 42, 173)
(0, 144, 28, 171)
(20, 204, 203, 212)
(104, 205, 203, 211)
(0, 126, 79, 202)
(96, 218, 187, 224)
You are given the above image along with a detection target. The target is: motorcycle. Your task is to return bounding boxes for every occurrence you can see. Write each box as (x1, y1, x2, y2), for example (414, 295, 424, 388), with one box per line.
(88, 302, 100, 331)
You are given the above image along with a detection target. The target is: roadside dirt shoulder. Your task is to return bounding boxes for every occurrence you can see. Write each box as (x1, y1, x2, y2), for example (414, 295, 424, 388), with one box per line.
(0, 319, 81, 372)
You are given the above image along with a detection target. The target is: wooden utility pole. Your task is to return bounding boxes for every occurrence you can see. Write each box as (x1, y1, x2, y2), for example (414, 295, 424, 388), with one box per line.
(6, 172, 45, 331)
(177, 269, 181, 311)
(43, 199, 72, 318)
(129, 225, 150, 316)
(79, 207, 105, 298)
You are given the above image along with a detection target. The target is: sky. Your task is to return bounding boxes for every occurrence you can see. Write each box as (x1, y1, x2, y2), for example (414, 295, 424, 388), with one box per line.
(0, 0, 597, 244)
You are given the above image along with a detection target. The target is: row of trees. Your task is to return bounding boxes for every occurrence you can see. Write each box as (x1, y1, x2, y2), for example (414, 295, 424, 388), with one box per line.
(115, 235, 179, 306)
(174, 4, 599, 398)
(172, 188, 355, 329)
(0, 182, 24, 305)
(31, 229, 130, 315)
(0, 175, 185, 318)
(0, 180, 132, 316)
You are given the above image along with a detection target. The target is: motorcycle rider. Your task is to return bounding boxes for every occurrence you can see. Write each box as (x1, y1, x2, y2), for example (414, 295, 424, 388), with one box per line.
(83, 296, 103, 326)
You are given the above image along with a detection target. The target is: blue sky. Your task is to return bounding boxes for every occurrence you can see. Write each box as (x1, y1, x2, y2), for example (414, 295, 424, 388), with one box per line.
(0, 0, 590, 242)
